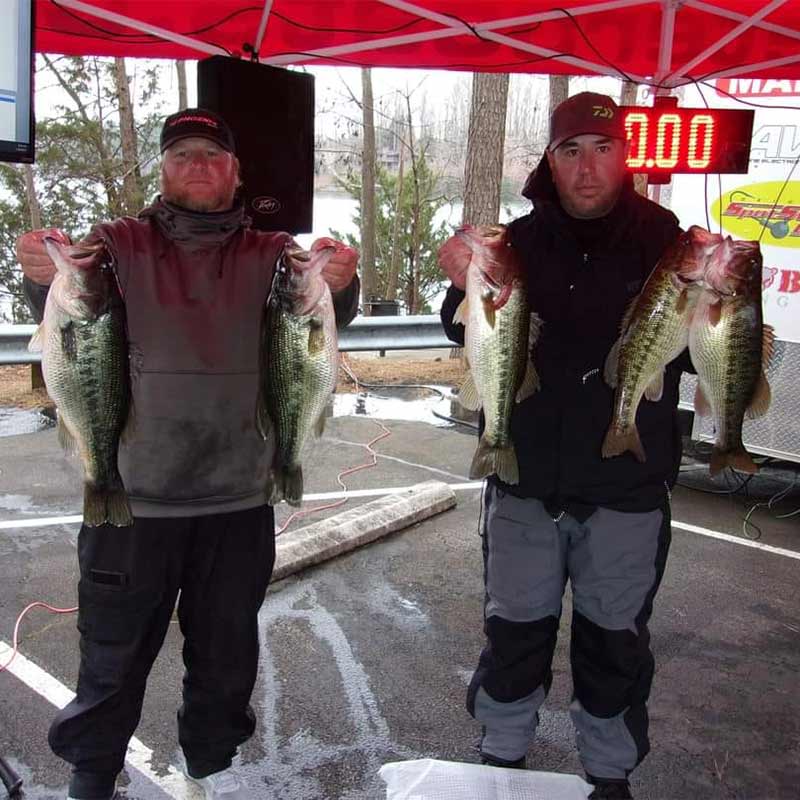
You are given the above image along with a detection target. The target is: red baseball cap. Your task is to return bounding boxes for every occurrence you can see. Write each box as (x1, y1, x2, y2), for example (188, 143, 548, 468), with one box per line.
(548, 92, 626, 151)
(160, 107, 236, 154)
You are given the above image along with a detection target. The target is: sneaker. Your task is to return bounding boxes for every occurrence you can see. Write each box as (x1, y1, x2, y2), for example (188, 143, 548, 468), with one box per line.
(186, 766, 250, 799)
(479, 752, 526, 769)
(587, 776, 633, 799)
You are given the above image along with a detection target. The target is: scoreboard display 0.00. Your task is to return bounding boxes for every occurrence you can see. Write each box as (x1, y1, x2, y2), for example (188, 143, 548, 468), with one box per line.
(619, 97, 754, 181)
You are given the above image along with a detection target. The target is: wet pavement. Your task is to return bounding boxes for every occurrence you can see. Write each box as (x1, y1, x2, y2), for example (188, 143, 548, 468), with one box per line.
(0, 390, 799, 800)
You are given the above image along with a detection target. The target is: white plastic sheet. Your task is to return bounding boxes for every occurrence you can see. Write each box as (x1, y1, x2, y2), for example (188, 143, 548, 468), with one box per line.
(380, 758, 593, 800)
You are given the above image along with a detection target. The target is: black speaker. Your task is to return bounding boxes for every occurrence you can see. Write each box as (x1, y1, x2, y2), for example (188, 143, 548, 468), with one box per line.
(197, 56, 314, 234)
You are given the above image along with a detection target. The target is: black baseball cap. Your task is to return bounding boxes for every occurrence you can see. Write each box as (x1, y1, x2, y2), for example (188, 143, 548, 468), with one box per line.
(548, 91, 626, 151)
(160, 107, 236, 154)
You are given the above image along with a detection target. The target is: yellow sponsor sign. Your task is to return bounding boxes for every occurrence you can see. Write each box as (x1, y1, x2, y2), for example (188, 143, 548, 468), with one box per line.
(711, 181, 800, 248)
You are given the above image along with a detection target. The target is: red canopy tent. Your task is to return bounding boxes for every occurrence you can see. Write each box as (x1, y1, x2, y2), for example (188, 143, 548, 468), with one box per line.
(33, 0, 800, 87)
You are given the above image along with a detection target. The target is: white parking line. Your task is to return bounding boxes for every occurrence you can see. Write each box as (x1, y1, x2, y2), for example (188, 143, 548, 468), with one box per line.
(0, 641, 188, 799)
(0, 488, 798, 564)
(671, 520, 800, 561)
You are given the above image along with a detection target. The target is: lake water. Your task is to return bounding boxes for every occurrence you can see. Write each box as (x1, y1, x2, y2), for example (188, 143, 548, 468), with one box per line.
(293, 195, 530, 249)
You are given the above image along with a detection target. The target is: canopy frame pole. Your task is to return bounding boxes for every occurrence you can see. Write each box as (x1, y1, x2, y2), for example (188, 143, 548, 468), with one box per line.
(684, 0, 800, 45)
(253, 0, 276, 57)
(265, 0, 651, 73)
(668, 0, 791, 83)
(380, 0, 647, 79)
(50, 0, 227, 56)
(707, 53, 800, 82)
(654, 0, 678, 88)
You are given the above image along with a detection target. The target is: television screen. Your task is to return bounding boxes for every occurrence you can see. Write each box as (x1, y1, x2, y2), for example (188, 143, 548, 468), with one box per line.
(0, 0, 34, 163)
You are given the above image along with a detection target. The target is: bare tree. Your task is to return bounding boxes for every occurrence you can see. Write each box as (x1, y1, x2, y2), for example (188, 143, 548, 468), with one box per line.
(22, 165, 42, 229)
(41, 55, 122, 216)
(360, 68, 378, 313)
(549, 74, 569, 117)
(621, 80, 648, 197)
(113, 57, 145, 215)
(385, 144, 404, 303)
(462, 72, 509, 226)
(176, 60, 188, 110)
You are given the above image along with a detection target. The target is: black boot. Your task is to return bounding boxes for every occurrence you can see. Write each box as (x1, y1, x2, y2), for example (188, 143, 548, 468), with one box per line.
(587, 775, 633, 799)
(480, 752, 526, 769)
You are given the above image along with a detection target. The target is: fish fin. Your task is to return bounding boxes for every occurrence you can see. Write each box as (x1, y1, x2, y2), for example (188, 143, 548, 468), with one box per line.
(481, 295, 496, 328)
(453, 297, 469, 327)
(255, 394, 274, 441)
(746, 372, 771, 419)
(469, 438, 519, 485)
(693, 385, 712, 418)
(265, 468, 283, 506)
(281, 464, 304, 507)
(27, 323, 44, 353)
(60, 321, 78, 363)
(307, 317, 326, 355)
(457, 372, 480, 411)
(708, 299, 722, 327)
(313, 410, 327, 437)
(618, 296, 638, 335)
(604, 337, 621, 388)
(601, 423, 646, 463)
(644, 370, 664, 402)
(120, 401, 136, 443)
(57, 417, 79, 455)
(515, 361, 539, 402)
(528, 312, 543, 348)
(83, 482, 133, 528)
(762, 324, 775, 370)
(710, 447, 758, 477)
(675, 288, 689, 315)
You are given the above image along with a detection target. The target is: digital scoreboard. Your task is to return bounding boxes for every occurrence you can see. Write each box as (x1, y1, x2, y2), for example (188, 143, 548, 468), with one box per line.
(619, 96, 754, 183)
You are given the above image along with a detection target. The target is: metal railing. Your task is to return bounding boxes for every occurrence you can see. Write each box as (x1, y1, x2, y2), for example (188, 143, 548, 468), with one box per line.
(0, 316, 453, 365)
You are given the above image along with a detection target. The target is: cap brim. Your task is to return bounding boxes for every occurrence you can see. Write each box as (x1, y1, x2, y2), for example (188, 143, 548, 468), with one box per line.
(160, 133, 233, 154)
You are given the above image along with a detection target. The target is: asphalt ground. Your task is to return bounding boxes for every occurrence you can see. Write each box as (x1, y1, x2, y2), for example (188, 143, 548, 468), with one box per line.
(0, 393, 799, 800)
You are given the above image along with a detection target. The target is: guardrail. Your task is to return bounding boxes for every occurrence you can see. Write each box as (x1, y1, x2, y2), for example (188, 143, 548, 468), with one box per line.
(0, 316, 454, 366)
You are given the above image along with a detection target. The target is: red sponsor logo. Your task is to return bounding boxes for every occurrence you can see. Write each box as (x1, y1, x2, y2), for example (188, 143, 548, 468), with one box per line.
(763, 266, 779, 289)
(715, 78, 800, 98)
(722, 202, 800, 238)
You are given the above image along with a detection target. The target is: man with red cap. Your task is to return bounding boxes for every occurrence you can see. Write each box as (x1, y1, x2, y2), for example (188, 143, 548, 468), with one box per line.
(16, 107, 360, 800)
(438, 91, 687, 799)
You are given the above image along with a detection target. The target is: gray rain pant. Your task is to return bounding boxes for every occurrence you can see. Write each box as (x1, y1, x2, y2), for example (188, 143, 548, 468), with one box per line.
(467, 484, 671, 780)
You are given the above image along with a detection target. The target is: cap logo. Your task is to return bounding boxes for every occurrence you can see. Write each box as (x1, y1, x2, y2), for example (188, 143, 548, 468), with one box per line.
(169, 114, 220, 128)
(592, 105, 614, 119)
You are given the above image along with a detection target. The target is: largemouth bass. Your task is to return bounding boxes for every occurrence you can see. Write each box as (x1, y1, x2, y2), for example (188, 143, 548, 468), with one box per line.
(453, 224, 540, 484)
(31, 237, 132, 527)
(602, 226, 721, 462)
(689, 237, 773, 476)
(257, 241, 339, 507)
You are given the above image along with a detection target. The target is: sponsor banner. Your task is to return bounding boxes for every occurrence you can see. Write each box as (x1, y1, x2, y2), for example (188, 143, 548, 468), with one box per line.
(668, 81, 800, 343)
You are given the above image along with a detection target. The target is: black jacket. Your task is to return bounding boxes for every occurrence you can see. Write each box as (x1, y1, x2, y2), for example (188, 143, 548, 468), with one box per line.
(442, 157, 685, 516)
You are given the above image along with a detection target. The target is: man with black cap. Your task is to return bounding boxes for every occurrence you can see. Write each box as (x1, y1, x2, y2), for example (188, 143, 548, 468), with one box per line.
(438, 91, 686, 799)
(16, 108, 360, 800)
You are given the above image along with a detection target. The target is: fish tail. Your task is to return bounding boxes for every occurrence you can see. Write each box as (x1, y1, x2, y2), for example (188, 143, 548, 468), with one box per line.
(83, 480, 133, 527)
(282, 464, 304, 507)
(469, 437, 519, 484)
(710, 447, 758, 477)
(268, 464, 304, 507)
(602, 423, 647, 463)
(266, 469, 284, 506)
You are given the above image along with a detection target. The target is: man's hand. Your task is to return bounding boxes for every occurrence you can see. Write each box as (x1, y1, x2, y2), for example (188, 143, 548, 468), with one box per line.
(437, 234, 471, 291)
(16, 228, 70, 286)
(313, 237, 359, 294)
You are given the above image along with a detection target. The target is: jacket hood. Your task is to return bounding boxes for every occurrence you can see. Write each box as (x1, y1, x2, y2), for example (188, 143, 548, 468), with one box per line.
(139, 196, 247, 249)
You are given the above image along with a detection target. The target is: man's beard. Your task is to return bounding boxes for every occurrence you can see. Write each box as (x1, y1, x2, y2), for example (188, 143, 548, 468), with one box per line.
(161, 176, 236, 213)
